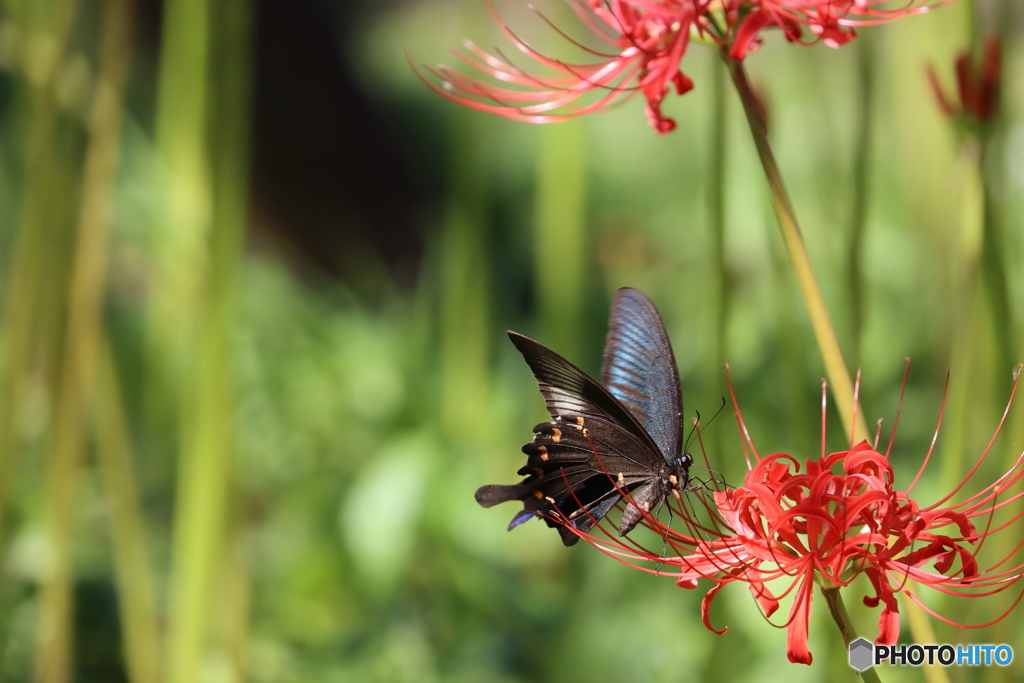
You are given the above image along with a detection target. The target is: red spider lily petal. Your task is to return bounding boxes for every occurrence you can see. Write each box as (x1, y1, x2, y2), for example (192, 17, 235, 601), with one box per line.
(414, 0, 701, 134)
(727, 6, 804, 60)
(926, 65, 958, 116)
(863, 567, 901, 645)
(928, 34, 1001, 125)
(976, 35, 1001, 120)
(981, 34, 1001, 84)
(803, 4, 856, 48)
(955, 52, 978, 117)
(421, 0, 955, 132)
(785, 565, 815, 664)
(729, 9, 772, 60)
(701, 581, 730, 634)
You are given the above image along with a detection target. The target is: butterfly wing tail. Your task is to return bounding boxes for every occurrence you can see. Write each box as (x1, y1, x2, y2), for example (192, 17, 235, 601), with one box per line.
(475, 483, 530, 508)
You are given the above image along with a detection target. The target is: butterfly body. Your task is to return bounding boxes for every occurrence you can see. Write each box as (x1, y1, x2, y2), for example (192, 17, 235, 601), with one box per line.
(475, 288, 692, 546)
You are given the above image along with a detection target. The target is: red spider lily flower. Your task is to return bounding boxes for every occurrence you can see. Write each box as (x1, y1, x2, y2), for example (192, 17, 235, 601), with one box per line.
(556, 364, 1024, 664)
(416, 0, 956, 134)
(927, 35, 1001, 127)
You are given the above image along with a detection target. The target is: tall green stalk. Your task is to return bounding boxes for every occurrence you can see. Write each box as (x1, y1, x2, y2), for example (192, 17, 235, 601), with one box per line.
(847, 35, 874, 368)
(94, 340, 162, 683)
(145, 0, 212, 435)
(725, 54, 869, 445)
(149, 1, 212, 679)
(219, 506, 252, 680)
(535, 121, 588, 360)
(0, 0, 77, 562)
(977, 141, 1013, 385)
(939, 157, 984, 493)
(439, 110, 492, 437)
(164, 1, 252, 682)
(34, 3, 136, 681)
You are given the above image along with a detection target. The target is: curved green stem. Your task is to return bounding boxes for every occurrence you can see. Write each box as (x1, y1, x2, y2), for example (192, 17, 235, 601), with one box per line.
(847, 35, 874, 368)
(725, 54, 869, 446)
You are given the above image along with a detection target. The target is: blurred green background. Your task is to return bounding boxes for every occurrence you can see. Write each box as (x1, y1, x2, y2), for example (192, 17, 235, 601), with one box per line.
(0, 0, 1022, 682)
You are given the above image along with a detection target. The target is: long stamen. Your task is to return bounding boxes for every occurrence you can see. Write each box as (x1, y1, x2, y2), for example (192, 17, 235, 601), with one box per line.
(924, 366, 1021, 511)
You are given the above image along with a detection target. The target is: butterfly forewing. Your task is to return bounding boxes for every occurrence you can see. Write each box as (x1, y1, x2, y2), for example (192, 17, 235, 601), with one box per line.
(601, 288, 683, 461)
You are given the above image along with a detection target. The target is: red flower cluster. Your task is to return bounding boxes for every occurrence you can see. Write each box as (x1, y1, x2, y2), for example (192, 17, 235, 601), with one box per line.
(564, 367, 1024, 664)
(418, 0, 954, 133)
(928, 36, 1001, 128)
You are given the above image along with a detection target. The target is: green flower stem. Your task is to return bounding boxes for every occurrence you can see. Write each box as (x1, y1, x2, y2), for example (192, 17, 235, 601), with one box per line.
(535, 121, 587, 361)
(725, 54, 869, 446)
(145, 0, 212, 431)
(95, 339, 162, 683)
(820, 586, 882, 683)
(152, 0, 213, 679)
(847, 35, 874, 368)
(978, 140, 1014, 382)
(438, 0, 494, 438)
(164, 0, 252, 681)
(33, 1, 131, 681)
(439, 110, 491, 437)
(0, 0, 77, 565)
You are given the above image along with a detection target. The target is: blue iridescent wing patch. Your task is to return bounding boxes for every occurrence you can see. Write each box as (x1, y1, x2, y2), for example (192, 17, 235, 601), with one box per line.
(600, 288, 682, 462)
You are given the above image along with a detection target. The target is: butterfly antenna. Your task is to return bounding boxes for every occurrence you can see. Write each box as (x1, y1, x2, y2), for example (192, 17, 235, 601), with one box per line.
(683, 409, 701, 454)
(682, 398, 727, 455)
(690, 408, 730, 492)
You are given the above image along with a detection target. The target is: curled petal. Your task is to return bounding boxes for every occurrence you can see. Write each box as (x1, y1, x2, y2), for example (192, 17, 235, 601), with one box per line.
(748, 574, 780, 618)
(785, 568, 815, 665)
(865, 570, 901, 645)
(701, 581, 729, 634)
(729, 9, 772, 60)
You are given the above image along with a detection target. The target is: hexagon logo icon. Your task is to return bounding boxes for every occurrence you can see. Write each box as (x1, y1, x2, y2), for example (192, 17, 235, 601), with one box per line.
(849, 637, 874, 672)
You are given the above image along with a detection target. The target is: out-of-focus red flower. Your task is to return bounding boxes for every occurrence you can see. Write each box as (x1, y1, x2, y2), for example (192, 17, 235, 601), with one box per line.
(928, 35, 1001, 127)
(417, 0, 955, 133)
(559, 365, 1024, 664)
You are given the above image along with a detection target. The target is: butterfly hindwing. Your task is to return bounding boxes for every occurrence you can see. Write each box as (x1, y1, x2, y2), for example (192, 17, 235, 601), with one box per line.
(474, 412, 659, 545)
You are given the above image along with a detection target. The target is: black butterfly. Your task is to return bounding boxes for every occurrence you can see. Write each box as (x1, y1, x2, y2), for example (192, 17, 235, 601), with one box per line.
(475, 287, 693, 546)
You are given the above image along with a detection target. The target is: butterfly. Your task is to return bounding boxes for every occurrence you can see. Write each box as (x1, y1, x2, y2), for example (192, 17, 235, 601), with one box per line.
(475, 287, 693, 546)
